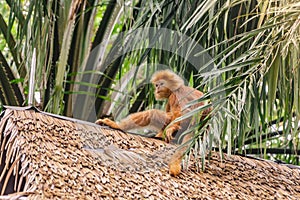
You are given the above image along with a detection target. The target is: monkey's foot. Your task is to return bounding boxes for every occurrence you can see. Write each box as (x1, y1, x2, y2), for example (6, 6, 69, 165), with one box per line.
(95, 118, 121, 130)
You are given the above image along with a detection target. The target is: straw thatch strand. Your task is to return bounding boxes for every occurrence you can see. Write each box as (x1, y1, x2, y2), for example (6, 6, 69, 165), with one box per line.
(0, 107, 300, 199)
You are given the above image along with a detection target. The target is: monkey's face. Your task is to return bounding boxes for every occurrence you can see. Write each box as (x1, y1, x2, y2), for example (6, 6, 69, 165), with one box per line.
(153, 80, 172, 100)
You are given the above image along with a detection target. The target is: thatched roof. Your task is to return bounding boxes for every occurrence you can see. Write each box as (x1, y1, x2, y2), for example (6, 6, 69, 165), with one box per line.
(0, 106, 300, 199)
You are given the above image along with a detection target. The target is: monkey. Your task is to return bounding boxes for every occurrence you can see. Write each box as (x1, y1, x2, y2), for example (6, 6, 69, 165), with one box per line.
(96, 69, 211, 176)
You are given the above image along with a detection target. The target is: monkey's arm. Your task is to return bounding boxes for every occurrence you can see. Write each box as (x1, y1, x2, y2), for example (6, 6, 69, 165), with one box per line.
(154, 111, 175, 140)
(163, 94, 182, 142)
(164, 113, 181, 143)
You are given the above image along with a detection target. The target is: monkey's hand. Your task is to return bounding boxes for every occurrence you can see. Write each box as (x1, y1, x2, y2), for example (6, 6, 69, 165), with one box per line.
(165, 125, 180, 143)
(95, 118, 121, 130)
(155, 129, 176, 143)
(155, 131, 163, 139)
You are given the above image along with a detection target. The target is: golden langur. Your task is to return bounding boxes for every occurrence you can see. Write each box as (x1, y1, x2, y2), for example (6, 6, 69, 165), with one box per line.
(96, 70, 211, 176)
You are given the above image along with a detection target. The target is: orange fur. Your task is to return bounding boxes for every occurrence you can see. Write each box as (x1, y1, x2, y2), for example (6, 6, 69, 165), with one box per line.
(96, 70, 210, 176)
(95, 118, 121, 130)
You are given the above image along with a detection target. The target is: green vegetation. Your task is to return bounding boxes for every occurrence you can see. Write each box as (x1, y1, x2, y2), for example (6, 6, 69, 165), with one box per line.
(0, 0, 299, 165)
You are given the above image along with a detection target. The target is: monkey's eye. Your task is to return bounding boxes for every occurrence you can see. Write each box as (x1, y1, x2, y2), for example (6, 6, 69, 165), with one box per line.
(155, 82, 164, 87)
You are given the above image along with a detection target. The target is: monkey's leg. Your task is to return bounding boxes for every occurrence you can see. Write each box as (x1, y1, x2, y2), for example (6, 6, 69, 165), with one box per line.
(118, 109, 171, 131)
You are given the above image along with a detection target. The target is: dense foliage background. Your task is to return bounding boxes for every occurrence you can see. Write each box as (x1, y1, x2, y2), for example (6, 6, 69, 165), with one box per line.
(0, 0, 299, 165)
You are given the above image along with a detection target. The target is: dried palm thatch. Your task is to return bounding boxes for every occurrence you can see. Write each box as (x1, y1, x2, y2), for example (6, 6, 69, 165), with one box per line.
(0, 106, 300, 199)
